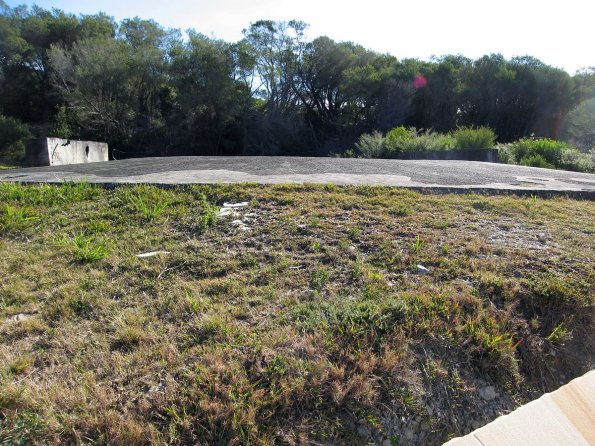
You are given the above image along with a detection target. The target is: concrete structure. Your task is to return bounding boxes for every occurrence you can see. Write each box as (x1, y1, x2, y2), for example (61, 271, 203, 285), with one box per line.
(25, 138, 108, 167)
(444, 370, 595, 446)
(1, 157, 594, 196)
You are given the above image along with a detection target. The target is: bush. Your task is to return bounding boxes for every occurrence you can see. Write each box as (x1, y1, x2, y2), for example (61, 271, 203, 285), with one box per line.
(354, 131, 387, 158)
(399, 130, 454, 153)
(450, 126, 496, 149)
(0, 115, 30, 159)
(521, 154, 554, 169)
(498, 137, 594, 172)
(385, 126, 415, 152)
(383, 127, 454, 155)
(354, 127, 458, 158)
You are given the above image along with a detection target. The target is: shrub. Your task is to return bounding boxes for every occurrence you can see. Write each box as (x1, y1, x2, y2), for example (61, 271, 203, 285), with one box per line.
(450, 126, 496, 149)
(521, 154, 554, 169)
(398, 130, 454, 153)
(498, 137, 594, 172)
(0, 115, 30, 159)
(354, 131, 387, 158)
(384, 126, 415, 152)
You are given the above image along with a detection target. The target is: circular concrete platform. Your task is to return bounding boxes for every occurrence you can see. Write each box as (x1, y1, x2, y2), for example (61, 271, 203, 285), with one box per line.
(1, 157, 594, 196)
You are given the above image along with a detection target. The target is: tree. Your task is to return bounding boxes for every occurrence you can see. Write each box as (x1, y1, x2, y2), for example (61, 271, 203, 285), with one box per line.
(241, 20, 307, 117)
(167, 32, 247, 155)
(561, 98, 595, 151)
(0, 3, 114, 126)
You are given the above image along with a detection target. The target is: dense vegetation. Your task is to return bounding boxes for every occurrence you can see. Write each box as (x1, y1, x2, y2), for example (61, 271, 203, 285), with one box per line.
(1, 2, 594, 160)
(1, 183, 593, 445)
(349, 126, 595, 172)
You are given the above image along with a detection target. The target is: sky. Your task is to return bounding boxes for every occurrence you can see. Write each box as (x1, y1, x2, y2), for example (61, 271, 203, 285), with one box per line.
(5, 0, 594, 74)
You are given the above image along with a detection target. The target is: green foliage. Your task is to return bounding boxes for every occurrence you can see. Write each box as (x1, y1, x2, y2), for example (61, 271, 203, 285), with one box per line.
(450, 126, 496, 149)
(0, 205, 38, 232)
(561, 98, 595, 152)
(0, 115, 30, 158)
(385, 126, 415, 150)
(0, 181, 100, 206)
(310, 268, 330, 292)
(67, 233, 110, 263)
(0, 2, 588, 158)
(0, 411, 44, 446)
(355, 127, 456, 157)
(498, 137, 594, 172)
(116, 186, 171, 221)
(398, 130, 455, 153)
(354, 131, 387, 158)
(521, 154, 554, 169)
(49, 105, 74, 139)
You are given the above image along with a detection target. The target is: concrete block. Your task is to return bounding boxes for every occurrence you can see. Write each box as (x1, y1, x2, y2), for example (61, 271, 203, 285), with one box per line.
(444, 370, 595, 446)
(26, 138, 108, 167)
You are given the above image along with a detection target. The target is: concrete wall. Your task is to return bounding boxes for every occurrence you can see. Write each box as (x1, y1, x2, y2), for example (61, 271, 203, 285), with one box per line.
(444, 370, 595, 446)
(26, 138, 108, 167)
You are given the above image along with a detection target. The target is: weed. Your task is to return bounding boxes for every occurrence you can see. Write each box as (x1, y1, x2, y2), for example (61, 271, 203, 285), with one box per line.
(310, 268, 330, 292)
(411, 235, 425, 254)
(67, 233, 109, 262)
(0, 411, 44, 446)
(546, 323, 571, 345)
(0, 205, 37, 232)
(390, 205, 411, 217)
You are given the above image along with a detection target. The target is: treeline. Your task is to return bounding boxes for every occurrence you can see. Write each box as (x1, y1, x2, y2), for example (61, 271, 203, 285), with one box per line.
(1, 2, 594, 159)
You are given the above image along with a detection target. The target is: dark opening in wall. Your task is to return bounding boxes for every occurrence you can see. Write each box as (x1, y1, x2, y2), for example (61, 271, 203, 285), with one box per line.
(85, 146, 90, 157)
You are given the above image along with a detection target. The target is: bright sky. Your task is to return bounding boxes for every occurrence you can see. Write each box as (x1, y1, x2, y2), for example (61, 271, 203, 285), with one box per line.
(5, 0, 594, 74)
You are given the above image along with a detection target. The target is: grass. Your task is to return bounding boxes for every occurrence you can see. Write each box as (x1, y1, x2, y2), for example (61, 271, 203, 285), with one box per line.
(0, 182, 593, 445)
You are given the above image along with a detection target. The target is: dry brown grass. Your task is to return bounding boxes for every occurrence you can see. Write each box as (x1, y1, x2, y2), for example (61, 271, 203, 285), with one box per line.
(0, 182, 593, 445)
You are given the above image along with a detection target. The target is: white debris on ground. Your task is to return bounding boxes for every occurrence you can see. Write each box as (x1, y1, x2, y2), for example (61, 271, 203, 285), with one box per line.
(417, 264, 430, 274)
(219, 202, 253, 231)
(9, 313, 36, 322)
(135, 251, 171, 258)
(223, 202, 249, 208)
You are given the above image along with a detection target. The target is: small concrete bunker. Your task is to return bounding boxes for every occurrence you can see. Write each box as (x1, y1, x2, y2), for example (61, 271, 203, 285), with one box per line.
(26, 138, 108, 167)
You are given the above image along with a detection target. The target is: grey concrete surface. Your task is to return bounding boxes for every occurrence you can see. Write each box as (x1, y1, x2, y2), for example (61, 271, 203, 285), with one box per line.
(1, 156, 594, 196)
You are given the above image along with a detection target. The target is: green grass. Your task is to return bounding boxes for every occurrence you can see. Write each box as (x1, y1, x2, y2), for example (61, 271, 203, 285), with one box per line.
(0, 182, 593, 445)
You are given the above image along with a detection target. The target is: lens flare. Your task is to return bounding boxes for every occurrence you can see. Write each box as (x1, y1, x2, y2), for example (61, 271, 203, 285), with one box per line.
(413, 74, 427, 89)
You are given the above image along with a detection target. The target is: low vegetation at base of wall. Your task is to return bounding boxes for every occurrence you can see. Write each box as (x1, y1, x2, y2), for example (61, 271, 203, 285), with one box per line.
(347, 126, 497, 159)
(0, 183, 593, 445)
(350, 126, 595, 173)
(498, 137, 595, 173)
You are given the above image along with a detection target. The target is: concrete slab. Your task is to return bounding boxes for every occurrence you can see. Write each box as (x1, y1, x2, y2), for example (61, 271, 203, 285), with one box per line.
(444, 370, 595, 446)
(1, 156, 594, 196)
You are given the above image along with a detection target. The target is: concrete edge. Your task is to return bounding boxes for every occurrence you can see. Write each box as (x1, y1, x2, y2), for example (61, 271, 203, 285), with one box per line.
(1, 179, 594, 199)
(443, 370, 595, 446)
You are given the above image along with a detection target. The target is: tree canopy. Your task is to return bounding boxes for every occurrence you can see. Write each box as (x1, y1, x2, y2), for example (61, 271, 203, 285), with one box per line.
(1, 2, 592, 158)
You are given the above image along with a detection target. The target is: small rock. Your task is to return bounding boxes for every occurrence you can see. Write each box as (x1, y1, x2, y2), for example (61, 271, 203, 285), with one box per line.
(404, 427, 416, 441)
(479, 385, 497, 401)
(218, 208, 238, 217)
(417, 264, 430, 274)
(10, 313, 35, 322)
(357, 424, 370, 437)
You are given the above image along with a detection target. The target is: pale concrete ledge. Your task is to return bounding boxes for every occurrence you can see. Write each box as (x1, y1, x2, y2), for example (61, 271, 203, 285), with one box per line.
(25, 138, 108, 166)
(444, 370, 595, 446)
